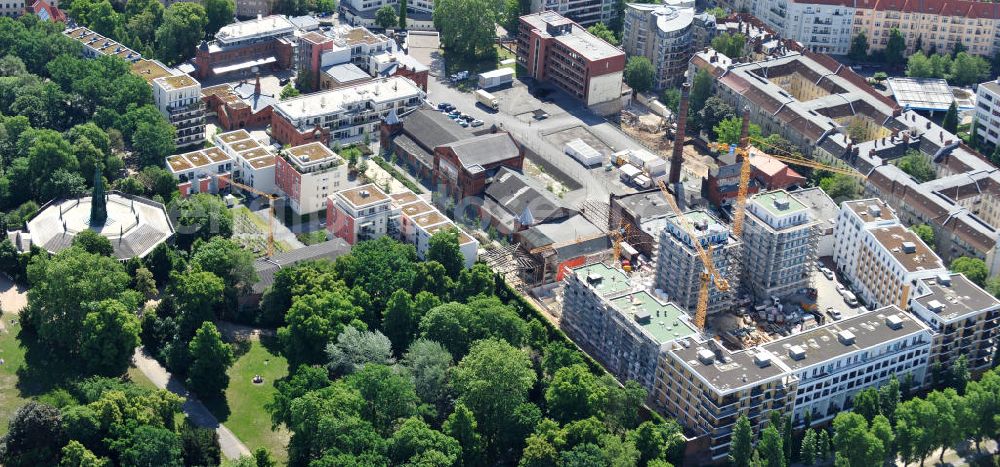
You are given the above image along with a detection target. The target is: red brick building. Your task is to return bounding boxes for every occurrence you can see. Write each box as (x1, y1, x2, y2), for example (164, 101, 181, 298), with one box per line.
(202, 78, 277, 131)
(193, 16, 297, 80)
(707, 151, 806, 207)
(516, 12, 626, 111)
(433, 132, 524, 202)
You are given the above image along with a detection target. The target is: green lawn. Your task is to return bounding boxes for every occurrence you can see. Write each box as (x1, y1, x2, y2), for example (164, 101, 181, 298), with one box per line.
(0, 315, 28, 436)
(213, 337, 290, 462)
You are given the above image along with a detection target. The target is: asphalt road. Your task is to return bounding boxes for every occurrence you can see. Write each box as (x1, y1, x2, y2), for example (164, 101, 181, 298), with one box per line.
(425, 74, 645, 207)
(132, 349, 251, 460)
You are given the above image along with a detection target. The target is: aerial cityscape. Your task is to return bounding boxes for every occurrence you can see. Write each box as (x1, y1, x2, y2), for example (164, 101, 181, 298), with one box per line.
(0, 0, 996, 465)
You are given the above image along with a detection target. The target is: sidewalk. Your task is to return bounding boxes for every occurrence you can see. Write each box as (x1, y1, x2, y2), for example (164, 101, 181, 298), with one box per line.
(132, 348, 251, 460)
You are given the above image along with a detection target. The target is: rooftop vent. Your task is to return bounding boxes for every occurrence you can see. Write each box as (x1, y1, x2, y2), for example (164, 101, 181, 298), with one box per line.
(754, 351, 772, 368)
(634, 310, 651, 324)
(886, 314, 904, 330)
(936, 273, 951, 286)
(585, 272, 603, 285)
(359, 189, 370, 198)
(837, 329, 856, 345)
(788, 345, 806, 360)
(868, 204, 882, 217)
(697, 348, 715, 365)
(694, 219, 709, 231)
(901, 242, 917, 254)
(773, 196, 790, 210)
(927, 300, 945, 312)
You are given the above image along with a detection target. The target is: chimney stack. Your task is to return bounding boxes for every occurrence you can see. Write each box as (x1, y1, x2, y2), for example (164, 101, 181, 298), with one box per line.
(254, 74, 261, 96)
(669, 82, 690, 186)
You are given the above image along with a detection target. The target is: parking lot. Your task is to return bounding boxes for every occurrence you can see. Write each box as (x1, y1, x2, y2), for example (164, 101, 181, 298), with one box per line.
(813, 257, 868, 322)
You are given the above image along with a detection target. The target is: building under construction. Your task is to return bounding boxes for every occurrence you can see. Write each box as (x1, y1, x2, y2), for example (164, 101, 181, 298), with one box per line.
(741, 190, 818, 302)
(654, 209, 741, 317)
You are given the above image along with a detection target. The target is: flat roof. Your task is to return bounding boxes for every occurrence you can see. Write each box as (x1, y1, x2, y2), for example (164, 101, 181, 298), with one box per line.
(238, 148, 270, 160)
(609, 291, 697, 343)
(791, 187, 838, 232)
(390, 191, 420, 206)
(286, 142, 342, 166)
(167, 147, 235, 173)
(571, 262, 632, 296)
(166, 155, 192, 172)
(218, 130, 252, 143)
(247, 154, 276, 169)
(131, 59, 174, 83)
(399, 200, 434, 217)
(888, 77, 955, 112)
(203, 147, 230, 163)
(411, 210, 449, 229)
(323, 62, 371, 84)
(273, 77, 423, 121)
(761, 306, 926, 371)
(425, 223, 476, 246)
(915, 273, 1000, 321)
(229, 138, 260, 152)
(844, 198, 897, 223)
(869, 225, 944, 273)
(750, 190, 808, 217)
(342, 26, 386, 45)
(671, 343, 789, 394)
(157, 74, 198, 90)
(215, 15, 295, 44)
(337, 184, 390, 208)
(520, 12, 623, 62)
(64, 27, 141, 61)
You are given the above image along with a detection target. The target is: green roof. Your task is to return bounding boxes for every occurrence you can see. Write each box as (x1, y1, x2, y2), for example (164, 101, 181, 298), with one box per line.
(751, 190, 807, 217)
(572, 262, 631, 295)
(609, 291, 698, 344)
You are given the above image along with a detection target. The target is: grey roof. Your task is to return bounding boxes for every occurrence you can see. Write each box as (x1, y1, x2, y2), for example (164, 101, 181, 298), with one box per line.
(439, 133, 520, 174)
(613, 189, 672, 222)
(519, 214, 609, 258)
(289, 15, 320, 31)
(232, 81, 278, 112)
(399, 108, 468, 153)
(914, 273, 1000, 322)
(483, 168, 573, 225)
(323, 62, 371, 84)
(790, 187, 838, 234)
(252, 238, 351, 294)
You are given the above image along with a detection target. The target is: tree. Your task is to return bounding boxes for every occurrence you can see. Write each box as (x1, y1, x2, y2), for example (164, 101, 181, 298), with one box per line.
(714, 116, 761, 146)
(383, 289, 417, 353)
(849, 32, 869, 61)
(402, 338, 453, 412)
(927, 389, 960, 463)
(870, 415, 895, 464)
(346, 364, 419, 435)
(852, 388, 881, 422)
(624, 56, 655, 93)
(203, 0, 233, 34)
(942, 101, 959, 133)
(186, 322, 234, 397)
(26, 247, 129, 353)
(387, 417, 461, 466)
(169, 194, 234, 249)
(885, 28, 906, 67)
(909, 224, 935, 246)
(375, 5, 397, 29)
(170, 270, 225, 338)
(419, 303, 471, 357)
(660, 88, 680, 114)
(950, 355, 971, 394)
(907, 52, 950, 79)
(545, 364, 604, 423)
(950, 256, 988, 286)
(832, 412, 884, 467)
(434, 0, 502, 59)
(179, 422, 221, 467)
(455, 263, 494, 301)
(587, 23, 619, 46)
(134, 267, 157, 299)
(325, 326, 394, 376)
(878, 375, 901, 423)
(190, 236, 257, 293)
(59, 440, 108, 467)
(820, 173, 862, 202)
(897, 150, 935, 183)
(398, 0, 407, 29)
(758, 425, 785, 467)
(155, 3, 208, 65)
(895, 398, 937, 466)
(730, 415, 753, 466)
(711, 32, 746, 58)
(81, 299, 141, 375)
(800, 429, 818, 466)
(278, 287, 366, 367)
(0, 402, 65, 467)
(427, 229, 464, 278)
(964, 371, 1000, 453)
(443, 403, 483, 467)
(279, 83, 299, 100)
(689, 69, 713, 120)
(950, 52, 990, 86)
(452, 339, 536, 457)
(698, 96, 736, 137)
(132, 119, 176, 168)
(266, 365, 331, 427)
(72, 229, 114, 256)
(116, 425, 183, 467)
(872, 71, 888, 84)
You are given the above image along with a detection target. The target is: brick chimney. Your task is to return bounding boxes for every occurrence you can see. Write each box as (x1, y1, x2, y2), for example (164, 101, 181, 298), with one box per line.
(669, 82, 690, 186)
(254, 74, 261, 96)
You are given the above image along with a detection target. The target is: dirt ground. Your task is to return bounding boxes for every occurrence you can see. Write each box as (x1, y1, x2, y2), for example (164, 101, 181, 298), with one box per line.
(620, 123, 714, 182)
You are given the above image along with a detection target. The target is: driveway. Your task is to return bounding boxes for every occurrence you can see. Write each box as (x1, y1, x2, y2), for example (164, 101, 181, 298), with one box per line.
(132, 349, 251, 460)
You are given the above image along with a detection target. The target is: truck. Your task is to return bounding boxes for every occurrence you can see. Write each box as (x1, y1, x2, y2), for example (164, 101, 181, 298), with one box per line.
(475, 89, 498, 110)
(478, 68, 515, 89)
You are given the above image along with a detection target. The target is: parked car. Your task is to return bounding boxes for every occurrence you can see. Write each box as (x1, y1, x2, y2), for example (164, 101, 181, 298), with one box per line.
(470, 119, 484, 127)
(461, 114, 474, 122)
(278, 77, 291, 86)
(835, 284, 847, 294)
(456, 120, 469, 127)
(437, 102, 452, 111)
(819, 267, 834, 280)
(826, 307, 842, 320)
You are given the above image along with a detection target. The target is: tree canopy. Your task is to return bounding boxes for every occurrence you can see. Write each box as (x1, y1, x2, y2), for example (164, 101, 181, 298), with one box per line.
(624, 56, 655, 94)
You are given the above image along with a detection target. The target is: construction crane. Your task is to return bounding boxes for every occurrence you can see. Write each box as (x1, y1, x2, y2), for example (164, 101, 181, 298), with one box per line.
(656, 179, 730, 330)
(227, 178, 279, 258)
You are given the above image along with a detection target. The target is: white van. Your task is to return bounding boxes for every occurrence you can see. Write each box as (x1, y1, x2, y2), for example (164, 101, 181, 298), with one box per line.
(841, 290, 859, 308)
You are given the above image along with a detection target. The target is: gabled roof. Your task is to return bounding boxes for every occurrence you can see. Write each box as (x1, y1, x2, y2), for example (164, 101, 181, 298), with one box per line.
(484, 167, 573, 225)
(438, 133, 520, 173)
(399, 108, 468, 153)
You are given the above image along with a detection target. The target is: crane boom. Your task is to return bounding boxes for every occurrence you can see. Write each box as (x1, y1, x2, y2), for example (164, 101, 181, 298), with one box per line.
(227, 178, 278, 258)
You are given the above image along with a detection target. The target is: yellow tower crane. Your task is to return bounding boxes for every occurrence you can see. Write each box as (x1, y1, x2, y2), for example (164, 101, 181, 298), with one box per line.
(656, 179, 730, 330)
(227, 178, 279, 258)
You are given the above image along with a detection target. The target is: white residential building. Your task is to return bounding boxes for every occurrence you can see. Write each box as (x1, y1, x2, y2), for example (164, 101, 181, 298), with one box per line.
(152, 73, 205, 148)
(742, 190, 818, 301)
(748, 0, 855, 55)
(214, 130, 279, 194)
(214, 15, 296, 47)
(165, 147, 235, 197)
(621, 2, 697, 89)
(975, 79, 1000, 149)
(832, 198, 900, 279)
(274, 142, 349, 214)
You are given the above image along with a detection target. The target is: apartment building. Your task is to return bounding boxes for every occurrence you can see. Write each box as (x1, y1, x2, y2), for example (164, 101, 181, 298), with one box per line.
(746, 0, 855, 55)
(975, 79, 1000, 149)
(655, 306, 930, 463)
(851, 0, 1000, 57)
(563, 262, 699, 391)
(165, 147, 235, 197)
(236, 0, 273, 18)
(832, 199, 899, 278)
(193, 15, 298, 80)
(691, 45, 1000, 276)
(64, 27, 143, 63)
(909, 272, 1000, 382)
(516, 12, 626, 114)
(274, 142, 348, 214)
(151, 73, 205, 148)
(327, 184, 479, 266)
(621, 3, 697, 89)
(655, 209, 742, 317)
(339, 0, 435, 30)
(270, 76, 425, 147)
(742, 190, 818, 302)
(528, 0, 615, 26)
(214, 129, 278, 194)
